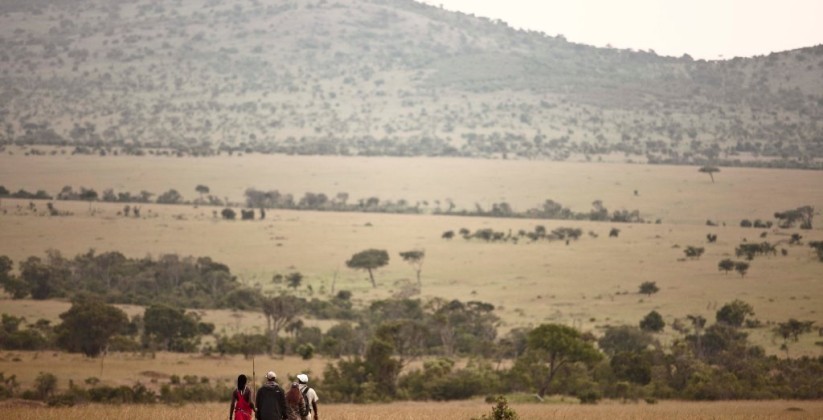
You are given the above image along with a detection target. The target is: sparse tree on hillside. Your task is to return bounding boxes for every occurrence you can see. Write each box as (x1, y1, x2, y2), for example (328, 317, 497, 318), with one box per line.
(699, 166, 720, 183)
(287, 272, 303, 290)
(221, 208, 236, 220)
(716, 299, 754, 327)
(774, 318, 815, 357)
(157, 189, 183, 205)
(346, 249, 389, 288)
(734, 261, 750, 277)
(640, 310, 665, 332)
(195, 184, 210, 201)
(399, 250, 425, 287)
(687, 314, 707, 359)
(774, 206, 813, 229)
(639, 281, 659, 296)
(718, 259, 735, 274)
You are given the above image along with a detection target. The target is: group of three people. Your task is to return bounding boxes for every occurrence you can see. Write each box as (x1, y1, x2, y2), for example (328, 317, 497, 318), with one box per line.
(229, 371, 319, 420)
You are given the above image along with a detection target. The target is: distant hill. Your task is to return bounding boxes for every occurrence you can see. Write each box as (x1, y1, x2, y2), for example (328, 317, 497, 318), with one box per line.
(1, 0, 822, 167)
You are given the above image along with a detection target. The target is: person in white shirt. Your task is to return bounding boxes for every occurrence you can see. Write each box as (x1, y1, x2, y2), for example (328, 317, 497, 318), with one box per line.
(296, 374, 319, 420)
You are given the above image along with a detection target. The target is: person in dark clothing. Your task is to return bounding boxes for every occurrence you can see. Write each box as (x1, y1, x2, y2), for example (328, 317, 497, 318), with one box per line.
(255, 371, 287, 420)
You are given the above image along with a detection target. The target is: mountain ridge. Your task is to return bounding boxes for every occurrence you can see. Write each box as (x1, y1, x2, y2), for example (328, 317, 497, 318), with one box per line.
(0, 0, 821, 166)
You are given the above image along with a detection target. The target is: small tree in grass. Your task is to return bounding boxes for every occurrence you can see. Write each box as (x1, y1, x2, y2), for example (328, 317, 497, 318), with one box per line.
(346, 249, 389, 288)
(475, 395, 518, 420)
(640, 310, 665, 332)
(716, 300, 754, 327)
(774, 319, 815, 358)
(718, 259, 735, 274)
(734, 261, 750, 277)
(699, 165, 720, 183)
(399, 250, 425, 287)
(638, 281, 659, 296)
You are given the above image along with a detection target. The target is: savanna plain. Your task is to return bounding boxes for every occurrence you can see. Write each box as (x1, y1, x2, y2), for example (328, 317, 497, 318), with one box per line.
(1, 152, 822, 418)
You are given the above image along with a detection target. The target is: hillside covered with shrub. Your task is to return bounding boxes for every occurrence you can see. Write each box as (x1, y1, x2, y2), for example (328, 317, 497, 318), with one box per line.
(0, 0, 822, 167)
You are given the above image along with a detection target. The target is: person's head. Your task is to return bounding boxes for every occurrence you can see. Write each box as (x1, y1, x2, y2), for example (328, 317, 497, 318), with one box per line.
(296, 374, 308, 384)
(266, 371, 277, 382)
(237, 374, 247, 390)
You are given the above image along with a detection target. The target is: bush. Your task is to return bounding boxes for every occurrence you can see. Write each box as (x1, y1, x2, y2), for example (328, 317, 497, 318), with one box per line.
(577, 389, 601, 404)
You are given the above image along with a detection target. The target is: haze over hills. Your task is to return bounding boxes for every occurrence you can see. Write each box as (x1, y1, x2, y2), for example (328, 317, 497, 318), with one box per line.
(1, 0, 822, 166)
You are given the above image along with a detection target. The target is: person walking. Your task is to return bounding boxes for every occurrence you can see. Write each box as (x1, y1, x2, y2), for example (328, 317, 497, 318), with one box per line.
(284, 382, 306, 420)
(229, 374, 254, 420)
(255, 371, 287, 420)
(296, 374, 319, 420)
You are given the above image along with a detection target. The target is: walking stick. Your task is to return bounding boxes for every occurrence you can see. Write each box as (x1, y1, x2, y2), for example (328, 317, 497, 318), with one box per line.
(252, 355, 257, 401)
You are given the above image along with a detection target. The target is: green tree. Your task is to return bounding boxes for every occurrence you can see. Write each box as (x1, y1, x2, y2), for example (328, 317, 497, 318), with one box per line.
(287, 272, 303, 290)
(610, 351, 653, 385)
(261, 295, 301, 354)
(638, 281, 659, 296)
(734, 261, 750, 277)
(156, 189, 183, 204)
(598, 325, 652, 356)
(34, 372, 58, 400)
(715, 300, 754, 327)
(399, 250, 425, 287)
(718, 259, 735, 274)
(519, 324, 602, 398)
(195, 184, 210, 201)
(698, 166, 720, 183)
(478, 395, 519, 420)
(640, 310, 665, 332)
(774, 319, 814, 358)
(55, 299, 129, 357)
(346, 249, 390, 288)
(0, 256, 29, 299)
(143, 304, 201, 352)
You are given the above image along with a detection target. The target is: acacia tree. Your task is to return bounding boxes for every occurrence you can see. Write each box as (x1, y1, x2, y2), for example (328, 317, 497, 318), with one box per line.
(346, 249, 389, 288)
(518, 324, 601, 398)
(715, 300, 754, 327)
(774, 319, 815, 358)
(195, 184, 210, 201)
(734, 261, 750, 277)
(55, 299, 129, 357)
(718, 259, 735, 274)
(399, 250, 425, 287)
(699, 166, 720, 183)
(640, 310, 665, 332)
(261, 295, 300, 353)
(639, 281, 659, 296)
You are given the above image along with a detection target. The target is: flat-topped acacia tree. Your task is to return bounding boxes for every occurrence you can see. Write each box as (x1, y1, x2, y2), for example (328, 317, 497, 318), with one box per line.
(346, 249, 389, 288)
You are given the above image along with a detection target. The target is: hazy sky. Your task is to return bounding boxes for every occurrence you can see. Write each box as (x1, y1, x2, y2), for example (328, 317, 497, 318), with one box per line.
(418, 0, 823, 59)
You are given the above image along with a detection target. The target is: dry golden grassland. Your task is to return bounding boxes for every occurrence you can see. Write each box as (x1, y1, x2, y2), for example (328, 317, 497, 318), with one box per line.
(2, 400, 823, 419)
(0, 350, 326, 391)
(1, 154, 822, 357)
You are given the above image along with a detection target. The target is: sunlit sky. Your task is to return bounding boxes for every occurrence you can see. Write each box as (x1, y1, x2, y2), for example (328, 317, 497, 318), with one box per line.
(418, 0, 823, 59)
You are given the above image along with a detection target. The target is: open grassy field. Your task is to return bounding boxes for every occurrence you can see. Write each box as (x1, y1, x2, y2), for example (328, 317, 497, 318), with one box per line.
(1, 400, 823, 419)
(0, 350, 326, 391)
(1, 154, 822, 357)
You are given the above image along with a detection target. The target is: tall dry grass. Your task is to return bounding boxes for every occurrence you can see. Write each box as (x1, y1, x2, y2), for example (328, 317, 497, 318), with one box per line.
(1, 400, 822, 419)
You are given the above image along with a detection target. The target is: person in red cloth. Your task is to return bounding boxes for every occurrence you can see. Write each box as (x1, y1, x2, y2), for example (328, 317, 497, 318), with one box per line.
(229, 374, 254, 420)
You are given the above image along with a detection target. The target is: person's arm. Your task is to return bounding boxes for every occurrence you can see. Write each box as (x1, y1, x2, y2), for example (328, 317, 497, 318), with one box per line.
(310, 389, 319, 420)
(244, 388, 255, 410)
(277, 387, 288, 420)
(229, 390, 236, 420)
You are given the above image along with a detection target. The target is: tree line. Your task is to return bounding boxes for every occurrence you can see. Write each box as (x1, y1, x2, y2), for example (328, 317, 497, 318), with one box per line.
(1, 296, 820, 406)
(1, 183, 650, 223)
